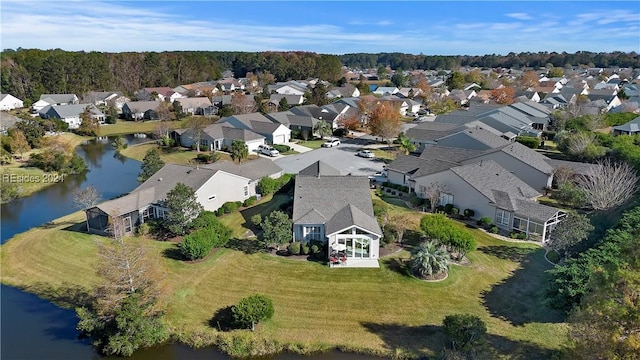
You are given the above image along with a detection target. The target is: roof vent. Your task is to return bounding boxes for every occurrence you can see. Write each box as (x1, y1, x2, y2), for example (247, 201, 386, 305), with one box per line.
(158, 177, 163, 181)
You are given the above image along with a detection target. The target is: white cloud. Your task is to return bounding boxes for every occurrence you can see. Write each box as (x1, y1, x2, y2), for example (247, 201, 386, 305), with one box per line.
(506, 12, 532, 20)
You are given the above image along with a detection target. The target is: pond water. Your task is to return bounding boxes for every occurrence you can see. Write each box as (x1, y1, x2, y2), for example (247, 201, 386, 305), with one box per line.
(0, 135, 386, 360)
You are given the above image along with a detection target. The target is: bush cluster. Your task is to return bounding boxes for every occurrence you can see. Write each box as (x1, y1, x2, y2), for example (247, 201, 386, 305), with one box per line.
(196, 152, 219, 163)
(515, 135, 540, 149)
(243, 196, 257, 207)
(420, 213, 476, 260)
(463, 209, 475, 218)
(287, 242, 301, 255)
(477, 216, 492, 227)
(381, 182, 409, 194)
(29, 152, 87, 174)
(257, 174, 295, 195)
(272, 144, 290, 153)
(180, 214, 231, 260)
(510, 232, 528, 240)
(220, 201, 243, 214)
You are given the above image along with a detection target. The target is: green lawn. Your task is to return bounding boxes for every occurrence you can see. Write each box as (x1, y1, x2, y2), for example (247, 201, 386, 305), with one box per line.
(371, 147, 398, 162)
(0, 199, 567, 359)
(119, 143, 259, 166)
(295, 139, 325, 149)
(1, 133, 92, 201)
(98, 119, 185, 137)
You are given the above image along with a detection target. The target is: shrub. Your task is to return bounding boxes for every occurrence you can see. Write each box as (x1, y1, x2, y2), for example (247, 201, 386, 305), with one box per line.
(490, 226, 499, 234)
(221, 201, 240, 214)
(515, 135, 540, 149)
(518, 232, 527, 240)
(250, 214, 262, 227)
(196, 153, 215, 163)
(450, 207, 459, 215)
(310, 244, 319, 254)
(137, 223, 150, 236)
(333, 128, 349, 137)
(215, 209, 224, 217)
(243, 196, 258, 207)
(477, 217, 492, 227)
(382, 226, 396, 245)
(510, 232, 519, 239)
(442, 314, 487, 351)
(272, 144, 290, 153)
(232, 294, 274, 331)
(444, 204, 454, 214)
(463, 209, 475, 218)
(257, 174, 295, 195)
(436, 205, 445, 212)
(190, 211, 217, 230)
(287, 242, 301, 255)
(180, 217, 232, 260)
(301, 243, 310, 255)
(420, 214, 476, 260)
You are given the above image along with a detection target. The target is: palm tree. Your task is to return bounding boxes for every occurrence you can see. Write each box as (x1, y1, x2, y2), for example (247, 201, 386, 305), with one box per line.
(230, 140, 249, 163)
(398, 133, 416, 155)
(410, 240, 449, 278)
(313, 120, 333, 140)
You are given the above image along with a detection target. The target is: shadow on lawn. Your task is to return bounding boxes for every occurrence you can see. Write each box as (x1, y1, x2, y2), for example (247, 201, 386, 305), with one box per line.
(208, 305, 238, 331)
(360, 321, 559, 360)
(225, 238, 263, 254)
(480, 246, 565, 326)
(162, 244, 184, 261)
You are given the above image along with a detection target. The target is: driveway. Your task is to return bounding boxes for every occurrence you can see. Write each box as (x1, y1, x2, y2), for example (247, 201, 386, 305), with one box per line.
(274, 139, 387, 176)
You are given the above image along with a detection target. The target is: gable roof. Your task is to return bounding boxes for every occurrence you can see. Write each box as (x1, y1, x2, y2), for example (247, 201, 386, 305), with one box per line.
(293, 175, 381, 236)
(450, 160, 541, 203)
(43, 104, 103, 118)
(387, 154, 461, 179)
(612, 116, 640, 133)
(406, 122, 466, 142)
(39, 94, 77, 104)
(298, 160, 342, 176)
(201, 158, 282, 181)
(438, 127, 512, 149)
(124, 101, 161, 112)
(175, 97, 213, 108)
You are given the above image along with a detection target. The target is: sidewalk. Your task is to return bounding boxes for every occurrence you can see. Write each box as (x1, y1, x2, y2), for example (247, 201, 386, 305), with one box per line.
(288, 142, 313, 153)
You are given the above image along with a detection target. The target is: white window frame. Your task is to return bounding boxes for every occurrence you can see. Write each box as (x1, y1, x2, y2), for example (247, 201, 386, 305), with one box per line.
(438, 192, 454, 206)
(243, 185, 249, 197)
(496, 209, 511, 226)
(123, 216, 132, 233)
(303, 226, 322, 241)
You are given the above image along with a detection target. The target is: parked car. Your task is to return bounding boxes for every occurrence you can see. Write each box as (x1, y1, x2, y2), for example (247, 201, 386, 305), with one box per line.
(357, 149, 375, 158)
(321, 138, 340, 147)
(258, 145, 279, 157)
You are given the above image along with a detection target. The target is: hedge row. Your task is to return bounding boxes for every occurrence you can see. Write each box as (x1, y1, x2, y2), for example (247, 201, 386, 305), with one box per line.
(180, 214, 232, 260)
(381, 181, 409, 193)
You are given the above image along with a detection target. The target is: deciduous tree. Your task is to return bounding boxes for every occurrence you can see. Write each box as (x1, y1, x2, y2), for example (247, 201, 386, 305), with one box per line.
(10, 129, 30, 160)
(368, 102, 401, 144)
(73, 186, 101, 232)
(520, 70, 539, 89)
(548, 212, 593, 256)
(576, 158, 638, 210)
(232, 294, 274, 331)
(490, 87, 515, 104)
(230, 92, 256, 114)
(423, 182, 448, 212)
(260, 210, 292, 250)
(185, 116, 210, 152)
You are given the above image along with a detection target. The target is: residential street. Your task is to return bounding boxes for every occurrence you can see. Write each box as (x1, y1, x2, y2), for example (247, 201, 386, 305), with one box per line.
(274, 138, 387, 175)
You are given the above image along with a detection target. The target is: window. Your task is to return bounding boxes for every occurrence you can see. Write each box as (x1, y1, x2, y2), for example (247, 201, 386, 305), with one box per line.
(156, 208, 168, 219)
(141, 207, 154, 221)
(123, 216, 132, 233)
(496, 209, 511, 226)
(438, 193, 454, 206)
(303, 226, 322, 241)
(243, 186, 249, 197)
(208, 195, 216, 201)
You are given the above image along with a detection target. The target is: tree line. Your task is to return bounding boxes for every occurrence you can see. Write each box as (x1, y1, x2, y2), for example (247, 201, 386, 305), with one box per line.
(0, 49, 342, 103)
(339, 51, 640, 71)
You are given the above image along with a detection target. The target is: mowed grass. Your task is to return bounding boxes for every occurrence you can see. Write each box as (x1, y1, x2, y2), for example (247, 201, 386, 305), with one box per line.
(1, 133, 92, 200)
(0, 200, 567, 359)
(119, 143, 260, 166)
(98, 119, 186, 137)
(295, 139, 325, 149)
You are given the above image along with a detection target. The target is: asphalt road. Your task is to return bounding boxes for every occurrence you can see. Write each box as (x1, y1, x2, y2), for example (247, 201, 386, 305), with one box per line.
(274, 139, 387, 176)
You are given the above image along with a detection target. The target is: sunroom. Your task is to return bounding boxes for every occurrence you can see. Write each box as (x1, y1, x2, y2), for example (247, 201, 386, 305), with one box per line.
(512, 200, 565, 243)
(327, 226, 380, 268)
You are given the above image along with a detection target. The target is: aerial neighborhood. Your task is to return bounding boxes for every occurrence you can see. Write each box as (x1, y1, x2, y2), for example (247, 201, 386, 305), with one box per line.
(1, 48, 640, 360)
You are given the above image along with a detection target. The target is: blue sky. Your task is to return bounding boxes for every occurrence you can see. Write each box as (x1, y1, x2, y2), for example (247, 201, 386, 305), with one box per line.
(1, 1, 639, 55)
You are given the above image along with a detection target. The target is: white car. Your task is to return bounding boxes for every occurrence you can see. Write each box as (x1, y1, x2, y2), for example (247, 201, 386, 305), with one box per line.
(258, 145, 280, 157)
(322, 138, 340, 147)
(357, 149, 375, 158)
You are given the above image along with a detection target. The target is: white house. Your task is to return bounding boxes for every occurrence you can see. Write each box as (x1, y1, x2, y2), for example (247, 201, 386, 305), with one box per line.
(219, 113, 292, 145)
(38, 103, 105, 129)
(0, 94, 24, 111)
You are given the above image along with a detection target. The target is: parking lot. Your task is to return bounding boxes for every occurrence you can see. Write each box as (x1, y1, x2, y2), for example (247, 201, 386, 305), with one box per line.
(274, 138, 387, 176)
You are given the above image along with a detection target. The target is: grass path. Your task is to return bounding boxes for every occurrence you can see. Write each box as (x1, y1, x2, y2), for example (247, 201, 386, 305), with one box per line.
(0, 200, 567, 358)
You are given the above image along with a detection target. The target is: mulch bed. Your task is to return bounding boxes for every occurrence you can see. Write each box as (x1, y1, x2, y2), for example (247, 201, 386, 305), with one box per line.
(414, 270, 448, 282)
(379, 243, 405, 257)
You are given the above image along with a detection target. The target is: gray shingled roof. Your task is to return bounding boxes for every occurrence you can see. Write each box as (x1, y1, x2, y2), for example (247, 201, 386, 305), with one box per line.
(388, 154, 460, 179)
(221, 126, 264, 142)
(293, 176, 381, 236)
(545, 158, 601, 176)
(44, 104, 104, 118)
(202, 158, 282, 181)
(440, 128, 512, 149)
(298, 161, 342, 176)
(98, 164, 216, 215)
(124, 101, 161, 112)
(39, 94, 77, 104)
(450, 160, 541, 203)
(419, 146, 485, 162)
(514, 199, 562, 223)
(494, 142, 554, 175)
(176, 97, 212, 108)
(612, 116, 640, 133)
(406, 122, 465, 142)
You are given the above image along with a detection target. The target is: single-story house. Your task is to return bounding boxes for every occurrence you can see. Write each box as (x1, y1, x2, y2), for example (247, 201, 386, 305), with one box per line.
(293, 161, 382, 268)
(387, 157, 563, 242)
(175, 97, 216, 116)
(84, 91, 130, 111)
(38, 103, 105, 129)
(612, 116, 640, 136)
(0, 94, 24, 111)
(86, 159, 282, 235)
(122, 101, 161, 121)
(173, 123, 266, 153)
(32, 93, 79, 111)
(268, 94, 305, 111)
(0, 112, 21, 134)
(136, 87, 184, 102)
(220, 113, 291, 144)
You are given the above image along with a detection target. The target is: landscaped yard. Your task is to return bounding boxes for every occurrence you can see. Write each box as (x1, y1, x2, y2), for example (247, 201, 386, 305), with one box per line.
(0, 197, 567, 359)
(294, 139, 326, 149)
(98, 119, 186, 137)
(119, 143, 258, 166)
